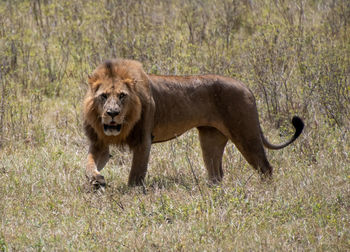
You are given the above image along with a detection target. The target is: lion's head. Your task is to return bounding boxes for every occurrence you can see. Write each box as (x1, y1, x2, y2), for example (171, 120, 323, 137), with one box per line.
(83, 59, 149, 144)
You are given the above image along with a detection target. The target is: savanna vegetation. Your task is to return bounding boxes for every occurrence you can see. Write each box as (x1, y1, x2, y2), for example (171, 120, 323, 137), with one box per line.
(0, 0, 349, 250)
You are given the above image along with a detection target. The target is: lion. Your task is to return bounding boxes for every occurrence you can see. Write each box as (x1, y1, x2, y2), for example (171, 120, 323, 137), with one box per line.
(83, 59, 304, 187)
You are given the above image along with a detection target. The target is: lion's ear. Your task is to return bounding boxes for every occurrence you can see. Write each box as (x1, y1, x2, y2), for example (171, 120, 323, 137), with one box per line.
(88, 74, 96, 84)
(90, 82, 101, 93)
(124, 78, 136, 86)
(87, 74, 101, 93)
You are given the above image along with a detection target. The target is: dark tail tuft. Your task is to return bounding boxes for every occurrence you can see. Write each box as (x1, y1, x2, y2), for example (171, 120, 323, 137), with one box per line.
(262, 115, 304, 150)
(292, 116, 304, 139)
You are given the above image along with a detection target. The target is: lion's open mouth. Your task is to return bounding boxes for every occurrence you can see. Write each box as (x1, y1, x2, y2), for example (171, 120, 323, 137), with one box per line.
(103, 124, 122, 136)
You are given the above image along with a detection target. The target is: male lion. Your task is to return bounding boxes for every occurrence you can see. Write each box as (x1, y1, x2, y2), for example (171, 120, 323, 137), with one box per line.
(83, 59, 304, 187)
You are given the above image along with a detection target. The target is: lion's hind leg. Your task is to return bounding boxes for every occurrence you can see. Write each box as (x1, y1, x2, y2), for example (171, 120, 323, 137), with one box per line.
(198, 126, 228, 184)
(233, 136, 273, 179)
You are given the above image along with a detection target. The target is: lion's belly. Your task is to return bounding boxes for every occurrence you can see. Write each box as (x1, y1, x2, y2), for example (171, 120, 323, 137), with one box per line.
(151, 119, 227, 143)
(152, 122, 196, 143)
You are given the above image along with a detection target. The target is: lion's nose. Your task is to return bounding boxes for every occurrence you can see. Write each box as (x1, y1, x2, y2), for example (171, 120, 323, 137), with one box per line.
(107, 110, 120, 118)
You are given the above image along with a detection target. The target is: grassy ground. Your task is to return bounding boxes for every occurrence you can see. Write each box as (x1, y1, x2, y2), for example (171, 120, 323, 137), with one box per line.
(1, 0, 349, 251)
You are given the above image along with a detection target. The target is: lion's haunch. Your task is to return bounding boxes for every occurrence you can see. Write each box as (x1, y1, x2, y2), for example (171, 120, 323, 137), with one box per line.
(83, 59, 304, 187)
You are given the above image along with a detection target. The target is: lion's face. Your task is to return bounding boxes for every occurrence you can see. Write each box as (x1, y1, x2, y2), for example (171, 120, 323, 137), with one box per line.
(84, 59, 146, 143)
(93, 79, 134, 136)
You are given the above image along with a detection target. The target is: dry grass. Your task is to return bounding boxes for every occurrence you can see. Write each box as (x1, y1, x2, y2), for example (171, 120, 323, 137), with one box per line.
(1, 0, 349, 251)
(0, 103, 349, 250)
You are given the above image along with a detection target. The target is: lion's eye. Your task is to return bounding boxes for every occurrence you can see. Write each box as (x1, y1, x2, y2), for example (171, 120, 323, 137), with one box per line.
(100, 93, 108, 100)
(119, 92, 127, 99)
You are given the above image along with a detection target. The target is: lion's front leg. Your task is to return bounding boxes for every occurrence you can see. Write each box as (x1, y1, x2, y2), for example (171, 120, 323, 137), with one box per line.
(128, 137, 152, 186)
(86, 143, 110, 188)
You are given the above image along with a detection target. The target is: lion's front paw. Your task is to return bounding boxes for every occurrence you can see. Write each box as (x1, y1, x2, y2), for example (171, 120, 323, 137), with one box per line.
(89, 174, 106, 189)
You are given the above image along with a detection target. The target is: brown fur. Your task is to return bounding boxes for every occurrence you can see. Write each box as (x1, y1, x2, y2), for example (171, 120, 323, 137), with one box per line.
(83, 59, 304, 187)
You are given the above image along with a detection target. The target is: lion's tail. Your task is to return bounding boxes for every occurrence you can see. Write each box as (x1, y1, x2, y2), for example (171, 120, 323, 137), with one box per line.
(261, 116, 304, 150)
